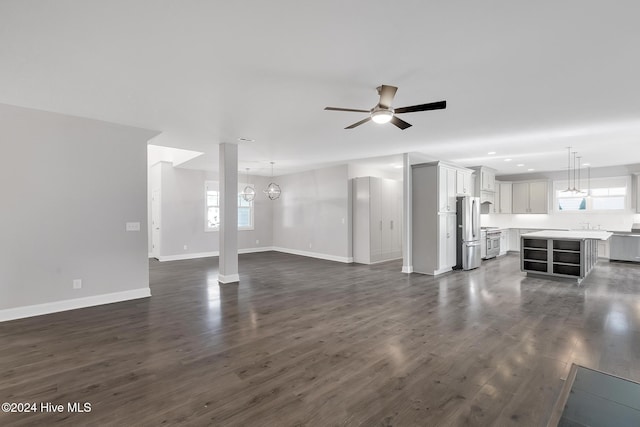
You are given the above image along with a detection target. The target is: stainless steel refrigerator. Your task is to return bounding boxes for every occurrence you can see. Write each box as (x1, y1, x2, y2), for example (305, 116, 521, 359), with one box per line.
(455, 196, 481, 270)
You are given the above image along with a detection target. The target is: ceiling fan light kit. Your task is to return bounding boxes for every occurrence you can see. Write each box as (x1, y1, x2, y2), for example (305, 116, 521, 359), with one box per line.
(324, 84, 446, 130)
(370, 108, 394, 124)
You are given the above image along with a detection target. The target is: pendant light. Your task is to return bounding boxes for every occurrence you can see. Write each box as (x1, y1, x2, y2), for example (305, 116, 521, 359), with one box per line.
(576, 156, 583, 195)
(570, 151, 579, 193)
(586, 165, 592, 199)
(263, 162, 281, 200)
(562, 147, 573, 193)
(241, 168, 255, 202)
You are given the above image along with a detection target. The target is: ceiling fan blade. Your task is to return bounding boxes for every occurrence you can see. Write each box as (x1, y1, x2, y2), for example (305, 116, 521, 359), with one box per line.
(345, 117, 372, 129)
(394, 100, 446, 114)
(390, 116, 412, 130)
(377, 85, 398, 109)
(324, 107, 370, 113)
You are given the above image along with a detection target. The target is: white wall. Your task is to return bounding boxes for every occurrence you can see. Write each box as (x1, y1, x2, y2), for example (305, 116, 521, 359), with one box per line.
(153, 163, 273, 259)
(272, 165, 351, 261)
(0, 104, 157, 318)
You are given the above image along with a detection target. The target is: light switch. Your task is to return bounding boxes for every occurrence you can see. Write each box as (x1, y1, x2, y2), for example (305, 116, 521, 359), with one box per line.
(126, 222, 141, 232)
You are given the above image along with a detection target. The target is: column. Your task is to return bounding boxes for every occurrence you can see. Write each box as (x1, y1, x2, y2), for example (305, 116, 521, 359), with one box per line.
(218, 143, 239, 283)
(402, 153, 413, 273)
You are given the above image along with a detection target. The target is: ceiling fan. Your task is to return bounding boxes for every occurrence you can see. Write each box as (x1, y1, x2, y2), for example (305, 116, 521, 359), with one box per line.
(324, 85, 446, 130)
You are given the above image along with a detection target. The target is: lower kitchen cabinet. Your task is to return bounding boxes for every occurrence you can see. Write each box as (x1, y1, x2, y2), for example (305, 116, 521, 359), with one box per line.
(499, 229, 509, 255)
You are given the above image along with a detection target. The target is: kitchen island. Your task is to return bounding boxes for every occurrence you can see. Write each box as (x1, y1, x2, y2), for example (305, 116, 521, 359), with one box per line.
(520, 230, 612, 284)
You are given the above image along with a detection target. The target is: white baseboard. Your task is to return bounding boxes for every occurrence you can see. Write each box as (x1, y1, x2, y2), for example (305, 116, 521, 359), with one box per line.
(148, 252, 154, 258)
(218, 273, 240, 284)
(158, 247, 274, 262)
(271, 247, 353, 263)
(402, 265, 414, 273)
(158, 246, 353, 264)
(0, 287, 151, 322)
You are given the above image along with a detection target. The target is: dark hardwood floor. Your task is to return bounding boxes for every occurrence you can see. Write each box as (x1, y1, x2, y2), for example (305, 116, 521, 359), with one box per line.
(1, 253, 640, 426)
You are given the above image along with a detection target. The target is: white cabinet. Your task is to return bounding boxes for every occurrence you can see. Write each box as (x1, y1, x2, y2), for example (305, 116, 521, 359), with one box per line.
(634, 173, 640, 213)
(353, 177, 402, 264)
(495, 182, 512, 214)
(437, 213, 457, 270)
(456, 170, 472, 196)
(471, 166, 497, 193)
(482, 168, 496, 191)
(412, 162, 472, 275)
(512, 181, 549, 214)
(499, 229, 509, 255)
(439, 166, 457, 213)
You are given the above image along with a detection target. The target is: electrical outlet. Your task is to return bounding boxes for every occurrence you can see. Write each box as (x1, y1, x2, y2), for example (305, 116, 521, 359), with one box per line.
(126, 222, 140, 232)
(183, 245, 188, 251)
(73, 279, 82, 289)
(309, 243, 312, 249)
(256, 239, 260, 245)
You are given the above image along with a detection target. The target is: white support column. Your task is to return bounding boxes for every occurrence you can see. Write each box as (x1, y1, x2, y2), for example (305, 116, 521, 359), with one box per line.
(402, 153, 413, 273)
(218, 143, 239, 284)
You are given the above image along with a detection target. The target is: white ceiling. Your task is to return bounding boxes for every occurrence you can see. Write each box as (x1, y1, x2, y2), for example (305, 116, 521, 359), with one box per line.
(1, 1, 639, 176)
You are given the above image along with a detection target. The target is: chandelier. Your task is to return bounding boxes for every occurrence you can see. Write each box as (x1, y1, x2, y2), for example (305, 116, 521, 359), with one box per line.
(562, 147, 587, 195)
(241, 168, 255, 202)
(263, 162, 281, 200)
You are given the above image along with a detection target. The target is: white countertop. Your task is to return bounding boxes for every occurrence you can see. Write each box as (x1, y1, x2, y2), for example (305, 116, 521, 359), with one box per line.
(521, 230, 613, 240)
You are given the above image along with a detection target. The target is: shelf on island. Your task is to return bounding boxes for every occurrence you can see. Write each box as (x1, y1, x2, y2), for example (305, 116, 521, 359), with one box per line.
(553, 261, 581, 267)
(553, 264, 581, 277)
(553, 240, 581, 251)
(552, 248, 581, 253)
(523, 247, 548, 251)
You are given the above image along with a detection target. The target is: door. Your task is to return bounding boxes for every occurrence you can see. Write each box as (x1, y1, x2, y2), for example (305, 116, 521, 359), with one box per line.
(389, 180, 403, 258)
(512, 182, 529, 213)
(151, 188, 161, 259)
(447, 168, 457, 212)
(369, 177, 383, 261)
(446, 213, 457, 267)
(438, 214, 448, 270)
(528, 181, 549, 214)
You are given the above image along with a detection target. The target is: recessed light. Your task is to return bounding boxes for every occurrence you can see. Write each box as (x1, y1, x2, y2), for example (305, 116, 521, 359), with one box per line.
(504, 158, 512, 162)
(583, 163, 590, 166)
(488, 151, 496, 155)
(528, 168, 535, 171)
(517, 164, 524, 167)
(237, 137, 255, 142)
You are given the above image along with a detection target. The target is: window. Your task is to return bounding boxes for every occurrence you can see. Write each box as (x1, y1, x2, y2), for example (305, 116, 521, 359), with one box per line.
(554, 177, 629, 212)
(205, 181, 254, 231)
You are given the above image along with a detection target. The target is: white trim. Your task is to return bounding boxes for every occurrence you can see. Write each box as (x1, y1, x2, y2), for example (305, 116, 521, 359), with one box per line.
(157, 246, 353, 264)
(158, 251, 219, 262)
(271, 246, 353, 263)
(157, 247, 274, 262)
(0, 288, 151, 322)
(148, 252, 154, 258)
(218, 273, 240, 283)
(239, 247, 273, 254)
(402, 266, 414, 273)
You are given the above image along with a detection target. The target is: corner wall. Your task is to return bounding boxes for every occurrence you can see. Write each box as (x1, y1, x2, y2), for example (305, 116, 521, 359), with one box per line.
(272, 164, 351, 262)
(0, 104, 157, 320)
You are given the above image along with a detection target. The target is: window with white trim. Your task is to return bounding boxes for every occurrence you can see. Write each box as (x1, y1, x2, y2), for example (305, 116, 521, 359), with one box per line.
(554, 176, 629, 212)
(205, 181, 254, 231)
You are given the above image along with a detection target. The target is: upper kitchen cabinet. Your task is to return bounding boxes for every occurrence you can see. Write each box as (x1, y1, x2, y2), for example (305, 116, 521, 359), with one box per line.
(512, 181, 549, 214)
(438, 163, 474, 213)
(471, 166, 497, 193)
(635, 173, 640, 213)
(492, 181, 512, 214)
(456, 170, 472, 196)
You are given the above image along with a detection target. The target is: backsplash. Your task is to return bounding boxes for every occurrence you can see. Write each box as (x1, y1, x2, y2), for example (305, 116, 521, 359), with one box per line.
(481, 211, 640, 232)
